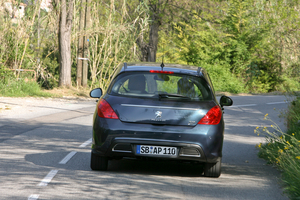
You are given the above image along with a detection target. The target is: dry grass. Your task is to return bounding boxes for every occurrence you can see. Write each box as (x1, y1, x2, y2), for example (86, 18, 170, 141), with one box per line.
(43, 87, 91, 99)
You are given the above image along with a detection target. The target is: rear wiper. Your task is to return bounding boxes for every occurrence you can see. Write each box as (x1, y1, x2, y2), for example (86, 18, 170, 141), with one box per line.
(158, 93, 190, 100)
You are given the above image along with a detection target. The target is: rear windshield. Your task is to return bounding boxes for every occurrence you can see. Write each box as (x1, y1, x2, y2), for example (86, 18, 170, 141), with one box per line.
(108, 72, 213, 101)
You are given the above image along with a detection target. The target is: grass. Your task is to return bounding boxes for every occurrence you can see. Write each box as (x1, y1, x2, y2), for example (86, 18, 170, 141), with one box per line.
(0, 78, 90, 98)
(256, 95, 300, 200)
(0, 79, 52, 97)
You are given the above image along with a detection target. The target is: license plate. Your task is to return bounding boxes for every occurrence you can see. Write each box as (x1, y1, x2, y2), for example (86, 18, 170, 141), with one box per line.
(136, 145, 177, 156)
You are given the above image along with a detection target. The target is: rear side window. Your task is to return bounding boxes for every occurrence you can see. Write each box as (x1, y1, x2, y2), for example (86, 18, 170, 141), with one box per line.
(109, 72, 213, 101)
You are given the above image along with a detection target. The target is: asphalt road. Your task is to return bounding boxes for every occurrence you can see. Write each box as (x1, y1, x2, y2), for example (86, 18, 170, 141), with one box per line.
(0, 95, 291, 200)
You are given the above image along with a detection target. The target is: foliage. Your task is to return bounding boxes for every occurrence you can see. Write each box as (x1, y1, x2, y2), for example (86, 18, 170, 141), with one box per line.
(203, 64, 245, 93)
(86, 0, 148, 90)
(0, 0, 300, 94)
(158, 4, 249, 93)
(0, 66, 14, 84)
(284, 94, 300, 135)
(0, 65, 51, 97)
(157, 0, 300, 93)
(0, 77, 52, 97)
(247, 0, 300, 93)
(256, 98, 300, 199)
(0, 0, 60, 90)
(157, 1, 253, 93)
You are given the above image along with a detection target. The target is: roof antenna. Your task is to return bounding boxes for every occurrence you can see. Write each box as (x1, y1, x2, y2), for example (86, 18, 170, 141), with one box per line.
(160, 45, 165, 70)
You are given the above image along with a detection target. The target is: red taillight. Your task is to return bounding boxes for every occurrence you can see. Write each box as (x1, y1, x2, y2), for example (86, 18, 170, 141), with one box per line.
(198, 106, 222, 125)
(97, 99, 119, 119)
(150, 70, 174, 74)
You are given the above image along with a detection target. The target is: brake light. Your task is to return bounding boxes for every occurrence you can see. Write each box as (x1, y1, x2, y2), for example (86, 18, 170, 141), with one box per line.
(198, 106, 222, 125)
(150, 70, 174, 74)
(97, 99, 119, 119)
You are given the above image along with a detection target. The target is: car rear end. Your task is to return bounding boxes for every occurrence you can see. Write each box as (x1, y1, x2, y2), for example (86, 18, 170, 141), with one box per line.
(90, 63, 228, 177)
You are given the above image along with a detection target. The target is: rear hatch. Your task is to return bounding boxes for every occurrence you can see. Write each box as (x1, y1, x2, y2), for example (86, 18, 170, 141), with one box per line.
(107, 96, 216, 127)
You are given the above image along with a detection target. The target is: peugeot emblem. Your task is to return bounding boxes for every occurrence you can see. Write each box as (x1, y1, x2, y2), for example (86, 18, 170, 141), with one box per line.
(155, 111, 162, 118)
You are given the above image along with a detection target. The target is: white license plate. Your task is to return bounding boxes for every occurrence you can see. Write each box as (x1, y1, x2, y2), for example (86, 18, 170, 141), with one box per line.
(136, 145, 177, 156)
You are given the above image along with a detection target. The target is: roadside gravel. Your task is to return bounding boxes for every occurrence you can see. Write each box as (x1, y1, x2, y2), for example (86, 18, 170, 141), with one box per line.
(0, 97, 96, 127)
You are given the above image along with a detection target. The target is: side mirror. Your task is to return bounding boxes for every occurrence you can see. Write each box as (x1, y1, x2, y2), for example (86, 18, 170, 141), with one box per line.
(90, 88, 102, 98)
(220, 95, 233, 107)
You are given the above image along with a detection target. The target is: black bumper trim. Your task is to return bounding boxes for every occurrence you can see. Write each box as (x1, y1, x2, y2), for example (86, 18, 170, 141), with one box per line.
(92, 137, 212, 162)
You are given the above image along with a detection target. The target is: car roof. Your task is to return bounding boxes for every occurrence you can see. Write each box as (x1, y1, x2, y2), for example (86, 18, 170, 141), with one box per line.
(116, 62, 206, 77)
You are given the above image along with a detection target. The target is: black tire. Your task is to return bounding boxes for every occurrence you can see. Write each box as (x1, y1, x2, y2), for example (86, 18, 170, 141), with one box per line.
(204, 158, 221, 178)
(90, 152, 108, 171)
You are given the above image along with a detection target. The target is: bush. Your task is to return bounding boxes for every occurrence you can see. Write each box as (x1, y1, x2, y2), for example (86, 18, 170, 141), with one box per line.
(0, 77, 52, 97)
(256, 102, 300, 199)
(285, 95, 300, 133)
(203, 63, 246, 94)
(0, 66, 14, 84)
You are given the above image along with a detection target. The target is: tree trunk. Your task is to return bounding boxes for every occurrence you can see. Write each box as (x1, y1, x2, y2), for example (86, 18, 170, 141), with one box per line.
(135, 11, 160, 63)
(148, 19, 159, 62)
(136, 36, 148, 62)
(144, 0, 165, 62)
(82, 0, 91, 87)
(76, 0, 86, 87)
(59, 0, 74, 87)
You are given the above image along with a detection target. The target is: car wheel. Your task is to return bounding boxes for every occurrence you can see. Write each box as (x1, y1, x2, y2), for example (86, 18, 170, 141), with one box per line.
(90, 152, 108, 171)
(204, 158, 221, 177)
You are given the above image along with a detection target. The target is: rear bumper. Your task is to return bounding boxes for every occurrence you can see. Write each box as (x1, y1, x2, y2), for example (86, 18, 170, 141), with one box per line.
(92, 137, 223, 163)
(92, 116, 224, 163)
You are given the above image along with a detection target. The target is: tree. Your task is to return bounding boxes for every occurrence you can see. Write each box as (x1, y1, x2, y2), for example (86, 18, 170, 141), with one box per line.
(76, 0, 91, 88)
(147, 0, 169, 62)
(136, 0, 202, 62)
(135, 0, 170, 62)
(82, 0, 91, 87)
(76, 0, 86, 87)
(58, 0, 74, 87)
(86, 0, 148, 89)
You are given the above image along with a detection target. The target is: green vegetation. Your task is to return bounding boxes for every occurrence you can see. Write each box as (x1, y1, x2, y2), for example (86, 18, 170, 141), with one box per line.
(158, 0, 300, 93)
(0, 78, 52, 97)
(256, 95, 300, 199)
(0, 66, 52, 97)
(0, 0, 299, 96)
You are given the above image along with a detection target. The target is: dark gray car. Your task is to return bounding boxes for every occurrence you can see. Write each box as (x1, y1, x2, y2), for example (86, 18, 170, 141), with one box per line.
(90, 62, 233, 177)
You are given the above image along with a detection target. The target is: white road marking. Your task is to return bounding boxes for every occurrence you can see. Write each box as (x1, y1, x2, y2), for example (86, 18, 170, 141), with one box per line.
(59, 151, 77, 164)
(28, 194, 39, 200)
(230, 101, 288, 107)
(230, 104, 257, 107)
(266, 102, 286, 105)
(79, 138, 92, 148)
(38, 170, 58, 186)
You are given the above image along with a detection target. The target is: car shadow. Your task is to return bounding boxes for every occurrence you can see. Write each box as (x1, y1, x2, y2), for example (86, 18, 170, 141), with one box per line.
(107, 158, 205, 177)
